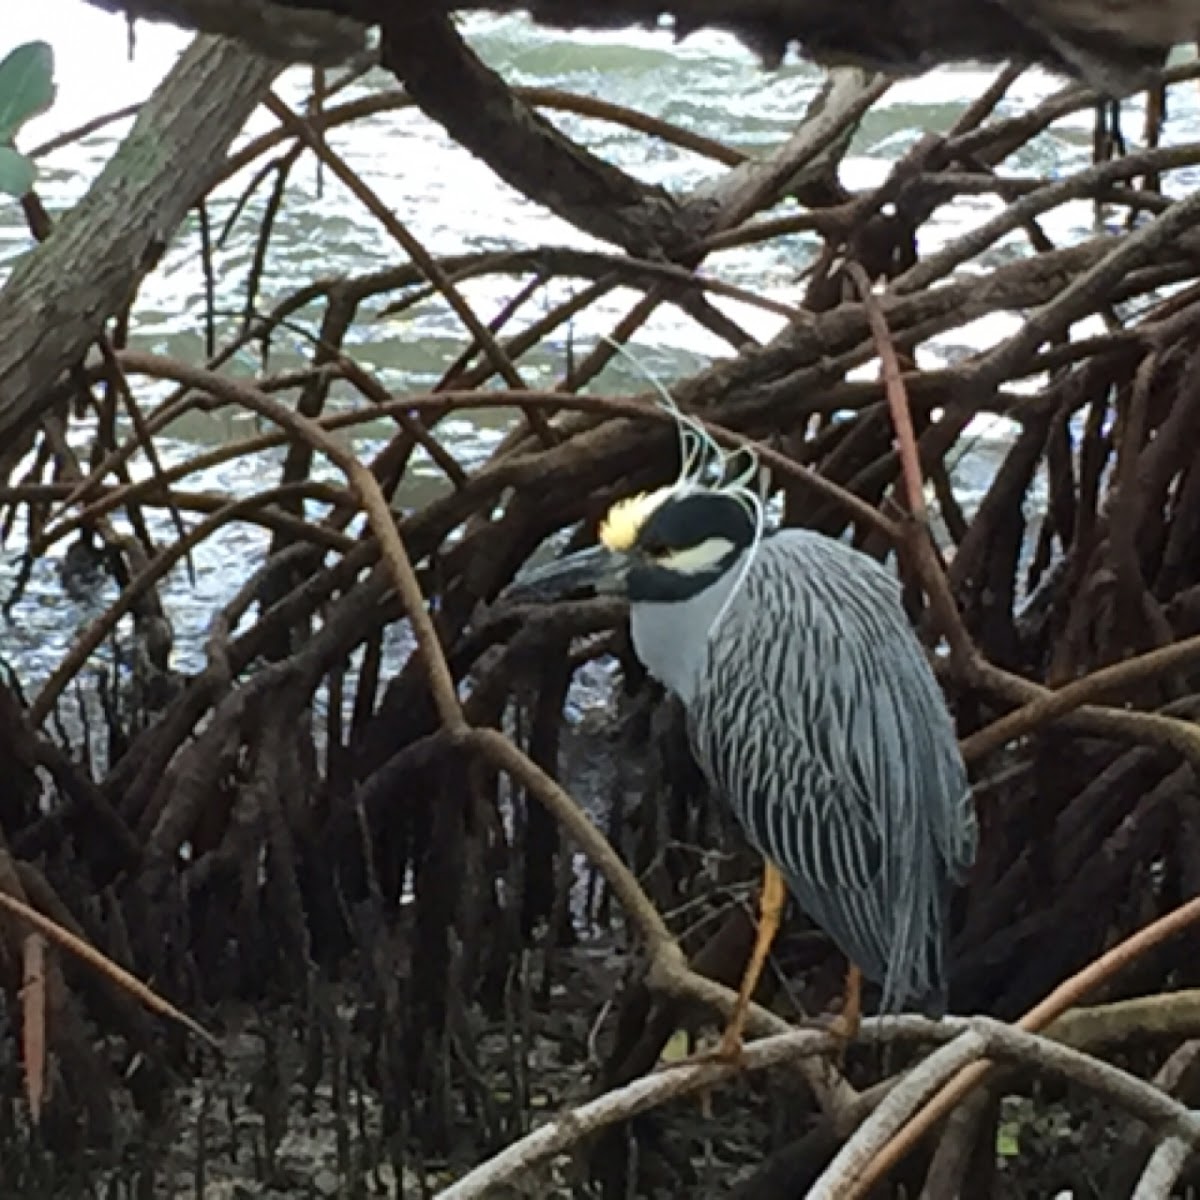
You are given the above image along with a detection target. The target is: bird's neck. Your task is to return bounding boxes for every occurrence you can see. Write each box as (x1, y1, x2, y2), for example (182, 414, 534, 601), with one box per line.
(628, 555, 745, 705)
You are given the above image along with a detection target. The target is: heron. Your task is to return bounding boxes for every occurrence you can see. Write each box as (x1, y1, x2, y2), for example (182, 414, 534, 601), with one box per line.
(506, 424, 977, 1055)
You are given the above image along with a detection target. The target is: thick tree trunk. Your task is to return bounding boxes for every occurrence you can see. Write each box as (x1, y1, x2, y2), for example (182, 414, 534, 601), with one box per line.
(0, 37, 279, 479)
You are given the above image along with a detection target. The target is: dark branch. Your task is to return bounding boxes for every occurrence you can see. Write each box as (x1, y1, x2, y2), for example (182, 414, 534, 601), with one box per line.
(87, 0, 1196, 96)
(81, 0, 367, 63)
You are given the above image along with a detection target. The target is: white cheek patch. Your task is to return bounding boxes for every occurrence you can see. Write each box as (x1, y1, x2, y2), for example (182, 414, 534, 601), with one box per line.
(663, 537, 735, 575)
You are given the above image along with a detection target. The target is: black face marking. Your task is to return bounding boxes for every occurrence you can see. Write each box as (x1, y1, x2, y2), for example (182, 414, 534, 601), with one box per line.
(635, 492, 755, 555)
(627, 492, 755, 603)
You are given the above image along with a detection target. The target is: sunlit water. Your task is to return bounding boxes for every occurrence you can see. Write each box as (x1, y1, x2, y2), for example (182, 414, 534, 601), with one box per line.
(0, 8, 1196, 710)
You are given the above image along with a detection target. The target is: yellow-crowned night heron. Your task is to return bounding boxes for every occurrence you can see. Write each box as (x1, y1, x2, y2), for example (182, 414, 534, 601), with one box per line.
(510, 475, 977, 1053)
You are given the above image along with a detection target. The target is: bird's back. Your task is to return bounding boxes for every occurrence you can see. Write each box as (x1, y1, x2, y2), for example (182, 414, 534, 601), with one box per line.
(685, 530, 976, 1013)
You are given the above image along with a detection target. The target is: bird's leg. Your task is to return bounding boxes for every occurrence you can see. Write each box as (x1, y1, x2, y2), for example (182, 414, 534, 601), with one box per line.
(826, 962, 862, 1046)
(717, 861, 785, 1061)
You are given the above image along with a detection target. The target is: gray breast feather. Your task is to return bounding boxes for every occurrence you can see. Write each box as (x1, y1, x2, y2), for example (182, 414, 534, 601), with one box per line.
(686, 530, 977, 1013)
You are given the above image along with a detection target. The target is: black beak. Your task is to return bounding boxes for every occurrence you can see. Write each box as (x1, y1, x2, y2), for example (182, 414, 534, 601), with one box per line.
(503, 544, 629, 604)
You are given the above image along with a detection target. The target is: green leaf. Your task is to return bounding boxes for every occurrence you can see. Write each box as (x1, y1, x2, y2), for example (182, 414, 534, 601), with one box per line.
(660, 1029, 692, 1063)
(0, 145, 34, 198)
(996, 1121, 1021, 1158)
(0, 42, 56, 144)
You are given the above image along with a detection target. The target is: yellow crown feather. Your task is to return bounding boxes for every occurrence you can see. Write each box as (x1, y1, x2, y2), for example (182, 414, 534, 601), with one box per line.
(598, 488, 672, 552)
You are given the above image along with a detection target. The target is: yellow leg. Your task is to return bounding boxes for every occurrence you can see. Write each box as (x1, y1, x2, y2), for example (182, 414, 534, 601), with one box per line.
(718, 861, 786, 1060)
(828, 961, 862, 1045)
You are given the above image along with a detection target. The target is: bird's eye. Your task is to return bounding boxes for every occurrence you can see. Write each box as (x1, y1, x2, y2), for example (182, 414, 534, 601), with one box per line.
(640, 539, 669, 560)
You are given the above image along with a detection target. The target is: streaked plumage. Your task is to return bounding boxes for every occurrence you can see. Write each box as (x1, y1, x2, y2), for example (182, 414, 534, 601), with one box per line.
(508, 478, 977, 1019)
(633, 528, 975, 1013)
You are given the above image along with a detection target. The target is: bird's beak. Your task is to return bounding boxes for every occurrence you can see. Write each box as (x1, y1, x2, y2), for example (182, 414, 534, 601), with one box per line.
(503, 544, 629, 604)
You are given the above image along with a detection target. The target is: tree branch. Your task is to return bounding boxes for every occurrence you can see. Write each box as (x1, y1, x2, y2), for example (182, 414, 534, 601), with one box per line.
(441, 991, 1200, 1200)
(1133, 1136, 1193, 1200)
(437, 1026, 839, 1199)
(813, 1015, 1200, 1200)
(76, 0, 1199, 96)
(81, 0, 367, 62)
(379, 10, 689, 258)
(0, 38, 279, 480)
(826, 893, 1200, 1197)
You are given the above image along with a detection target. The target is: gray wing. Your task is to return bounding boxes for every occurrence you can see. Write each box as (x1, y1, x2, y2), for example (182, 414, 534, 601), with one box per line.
(687, 532, 976, 1013)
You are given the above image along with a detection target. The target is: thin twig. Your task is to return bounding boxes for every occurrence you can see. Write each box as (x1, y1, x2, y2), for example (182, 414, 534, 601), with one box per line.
(261, 92, 553, 444)
(847, 260, 926, 520)
(0, 891, 218, 1050)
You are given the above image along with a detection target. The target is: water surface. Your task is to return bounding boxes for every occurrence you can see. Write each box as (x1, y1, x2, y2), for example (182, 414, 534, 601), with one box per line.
(0, 10, 1193, 696)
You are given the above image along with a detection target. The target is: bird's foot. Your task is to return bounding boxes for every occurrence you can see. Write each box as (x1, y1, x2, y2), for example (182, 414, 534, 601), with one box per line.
(823, 1007, 861, 1043)
(714, 1024, 746, 1064)
(661, 1022, 748, 1070)
(823, 963, 863, 1065)
(818, 1002, 860, 1068)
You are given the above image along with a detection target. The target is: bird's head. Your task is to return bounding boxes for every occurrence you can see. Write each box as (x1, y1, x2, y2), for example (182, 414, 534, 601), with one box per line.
(506, 485, 759, 605)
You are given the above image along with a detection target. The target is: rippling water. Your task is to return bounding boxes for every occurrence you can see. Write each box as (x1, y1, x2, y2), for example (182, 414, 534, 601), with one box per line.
(9, 6, 1171, 373)
(0, 8, 1196, 694)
